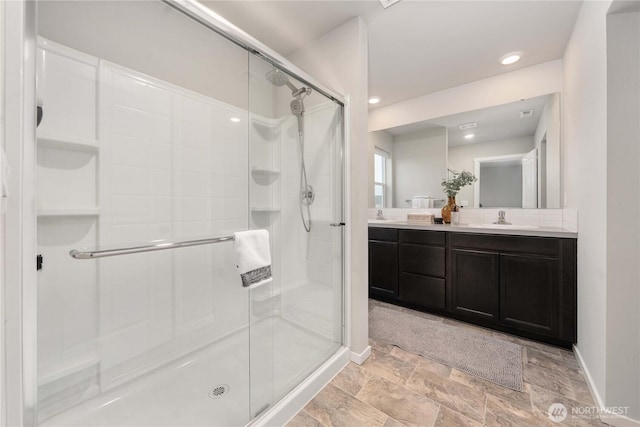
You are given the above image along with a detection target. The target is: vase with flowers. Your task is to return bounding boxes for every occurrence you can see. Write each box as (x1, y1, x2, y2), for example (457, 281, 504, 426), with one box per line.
(441, 169, 477, 223)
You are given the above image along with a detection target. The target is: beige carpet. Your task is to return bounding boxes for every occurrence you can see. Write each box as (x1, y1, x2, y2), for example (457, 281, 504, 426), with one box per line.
(370, 305, 524, 391)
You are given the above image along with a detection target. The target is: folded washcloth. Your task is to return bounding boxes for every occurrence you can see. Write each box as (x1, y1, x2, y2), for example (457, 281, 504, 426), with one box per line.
(233, 230, 273, 289)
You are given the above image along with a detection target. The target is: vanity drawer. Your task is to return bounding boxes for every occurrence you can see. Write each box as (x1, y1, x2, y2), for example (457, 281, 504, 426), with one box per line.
(399, 230, 446, 246)
(450, 233, 559, 256)
(400, 244, 445, 277)
(399, 273, 445, 310)
(369, 227, 398, 242)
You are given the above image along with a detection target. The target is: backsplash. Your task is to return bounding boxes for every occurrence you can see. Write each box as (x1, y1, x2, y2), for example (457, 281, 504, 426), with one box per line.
(370, 208, 579, 232)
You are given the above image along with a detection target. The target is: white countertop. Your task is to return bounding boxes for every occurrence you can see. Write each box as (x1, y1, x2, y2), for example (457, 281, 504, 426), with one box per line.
(368, 220, 578, 239)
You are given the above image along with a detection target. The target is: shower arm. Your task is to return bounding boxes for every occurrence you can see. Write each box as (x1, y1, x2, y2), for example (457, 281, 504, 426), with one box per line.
(285, 81, 299, 94)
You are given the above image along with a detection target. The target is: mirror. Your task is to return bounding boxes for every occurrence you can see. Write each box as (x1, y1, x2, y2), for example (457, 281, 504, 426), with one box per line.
(369, 93, 561, 209)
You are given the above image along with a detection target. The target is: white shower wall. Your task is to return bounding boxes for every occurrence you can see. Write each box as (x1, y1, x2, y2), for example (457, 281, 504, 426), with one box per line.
(36, 37, 343, 424)
(278, 102, 342, 338)
(98, 61, 250, 387)
(36, 39, 252, 419)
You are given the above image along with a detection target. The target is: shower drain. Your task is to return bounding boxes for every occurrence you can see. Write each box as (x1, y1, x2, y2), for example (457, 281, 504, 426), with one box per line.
(209, 384, 229, 399)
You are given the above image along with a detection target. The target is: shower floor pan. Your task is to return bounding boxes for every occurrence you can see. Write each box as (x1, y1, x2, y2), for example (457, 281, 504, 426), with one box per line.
(41, 316, 339, 427)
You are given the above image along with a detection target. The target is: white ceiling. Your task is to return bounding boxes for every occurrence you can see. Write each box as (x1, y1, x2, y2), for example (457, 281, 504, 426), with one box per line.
(201, 1, 383, 54)
(203, 1, 581, 110)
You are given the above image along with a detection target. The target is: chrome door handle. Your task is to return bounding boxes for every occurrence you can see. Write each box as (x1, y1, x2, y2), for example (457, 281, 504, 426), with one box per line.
(330, 222, 345, 227)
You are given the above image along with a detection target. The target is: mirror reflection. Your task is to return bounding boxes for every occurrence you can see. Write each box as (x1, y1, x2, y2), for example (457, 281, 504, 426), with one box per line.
(369, 93, 561, 209)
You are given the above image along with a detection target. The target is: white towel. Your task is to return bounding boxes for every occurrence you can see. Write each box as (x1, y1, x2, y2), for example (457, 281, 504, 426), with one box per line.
(233, 230, 273, 289)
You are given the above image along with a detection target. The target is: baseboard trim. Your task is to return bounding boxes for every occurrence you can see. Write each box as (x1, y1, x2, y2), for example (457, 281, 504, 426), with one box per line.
(350, 345, 371, 365)
(573, 345, 640, 427)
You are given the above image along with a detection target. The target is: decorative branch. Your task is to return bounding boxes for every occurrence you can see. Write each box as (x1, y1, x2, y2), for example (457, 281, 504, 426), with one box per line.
(441, 169, 477, 197)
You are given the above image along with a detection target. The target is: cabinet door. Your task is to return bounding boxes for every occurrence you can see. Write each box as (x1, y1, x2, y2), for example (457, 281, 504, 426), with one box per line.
(369, 241, 398, 297)
(451, 249, 499, 322)
(500, 254, 558, 337)
(399, 273, 445, 310)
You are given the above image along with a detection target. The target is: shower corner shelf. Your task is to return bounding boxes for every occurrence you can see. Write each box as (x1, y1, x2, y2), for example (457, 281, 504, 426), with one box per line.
(250, 207, 281, 213)
(37, 207, 100, 217)
(37, 132, 100, 152)
(251, 168, 281, 177)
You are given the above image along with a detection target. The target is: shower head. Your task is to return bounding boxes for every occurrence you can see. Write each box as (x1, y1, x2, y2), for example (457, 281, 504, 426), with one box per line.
(266, 68, 312, 133)
(265, 69, 310, 98)
(265, 69, 289, 87)
(291, 97, 305, 133)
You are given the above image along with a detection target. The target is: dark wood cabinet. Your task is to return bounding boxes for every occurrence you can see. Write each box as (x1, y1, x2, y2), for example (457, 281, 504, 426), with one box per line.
(398, 230, 446, 310)
(450, 249, 499, 322)
(368, 228, 398, 298)
(399, 273, 445, 310)
(400, 244, 445, 277)
(368, 226, 577, 348)
(499, 253, 557, 336)
(449, 232, 577, 346)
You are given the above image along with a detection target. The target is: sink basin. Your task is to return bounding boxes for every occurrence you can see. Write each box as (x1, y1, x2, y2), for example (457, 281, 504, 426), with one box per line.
(463, 223, 539, 230)
(368, 219, 401, 224)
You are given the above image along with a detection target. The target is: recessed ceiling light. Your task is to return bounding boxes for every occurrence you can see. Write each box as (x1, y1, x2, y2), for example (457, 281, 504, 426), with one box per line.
(369, 96, 381, 104)
(458, 122, 477, 130)
(230, 117, 241, 123)
(499, 51, 523, 65)
(464, 134, 475, 140)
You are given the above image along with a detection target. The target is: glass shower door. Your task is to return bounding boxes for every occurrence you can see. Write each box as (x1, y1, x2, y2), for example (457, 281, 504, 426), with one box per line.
(35, 2, 252, 425)
(247, 54, 344, 416)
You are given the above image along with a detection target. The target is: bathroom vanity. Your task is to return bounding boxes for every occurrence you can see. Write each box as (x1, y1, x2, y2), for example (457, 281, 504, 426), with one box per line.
(368, 222, 577, 348)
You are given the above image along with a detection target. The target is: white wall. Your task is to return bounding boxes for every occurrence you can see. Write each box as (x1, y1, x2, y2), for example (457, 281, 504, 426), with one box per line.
(563, 0, 610, 413)
(368, 130, 393, 208)
(448, 136, 534, 207)
(565, 0, 640, 423)
(0, 0, 5, 423)
(392, 128, 446, 208)
(605, 6, 640, 422)
(369, 59, 563, 132)
(287, 17, 370, 360)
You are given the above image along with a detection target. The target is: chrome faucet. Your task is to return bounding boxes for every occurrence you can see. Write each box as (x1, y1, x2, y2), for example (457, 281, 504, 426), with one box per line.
(377, 209, 385, 219)
(494, 210, 511, 225)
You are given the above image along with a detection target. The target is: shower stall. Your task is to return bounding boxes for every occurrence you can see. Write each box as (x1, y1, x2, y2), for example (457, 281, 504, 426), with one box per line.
(5, 1, 347, 425)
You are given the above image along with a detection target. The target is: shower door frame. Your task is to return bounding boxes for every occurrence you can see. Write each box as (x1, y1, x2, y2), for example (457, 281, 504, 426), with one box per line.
(162, 0, 346, 106)
(3, 0, 39, 425)
(2, 0, 351, 426)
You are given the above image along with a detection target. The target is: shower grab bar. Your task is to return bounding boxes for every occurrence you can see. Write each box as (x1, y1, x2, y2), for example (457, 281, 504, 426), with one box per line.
(69, 235, 235, 259)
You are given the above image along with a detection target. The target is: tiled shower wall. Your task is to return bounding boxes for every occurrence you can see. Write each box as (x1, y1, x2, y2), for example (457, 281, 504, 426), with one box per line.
(278, 102, 343, 338)
(37, 37, 343, 420)
(98, 61, 250, 387)
(36, 38, 251, 416)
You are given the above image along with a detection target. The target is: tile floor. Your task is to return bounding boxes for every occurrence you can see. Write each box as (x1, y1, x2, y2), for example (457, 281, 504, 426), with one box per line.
(287, 300, 609, 427)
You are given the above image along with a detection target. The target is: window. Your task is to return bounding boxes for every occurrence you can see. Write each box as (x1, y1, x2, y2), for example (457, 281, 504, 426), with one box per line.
(374, 148, 390, 208)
